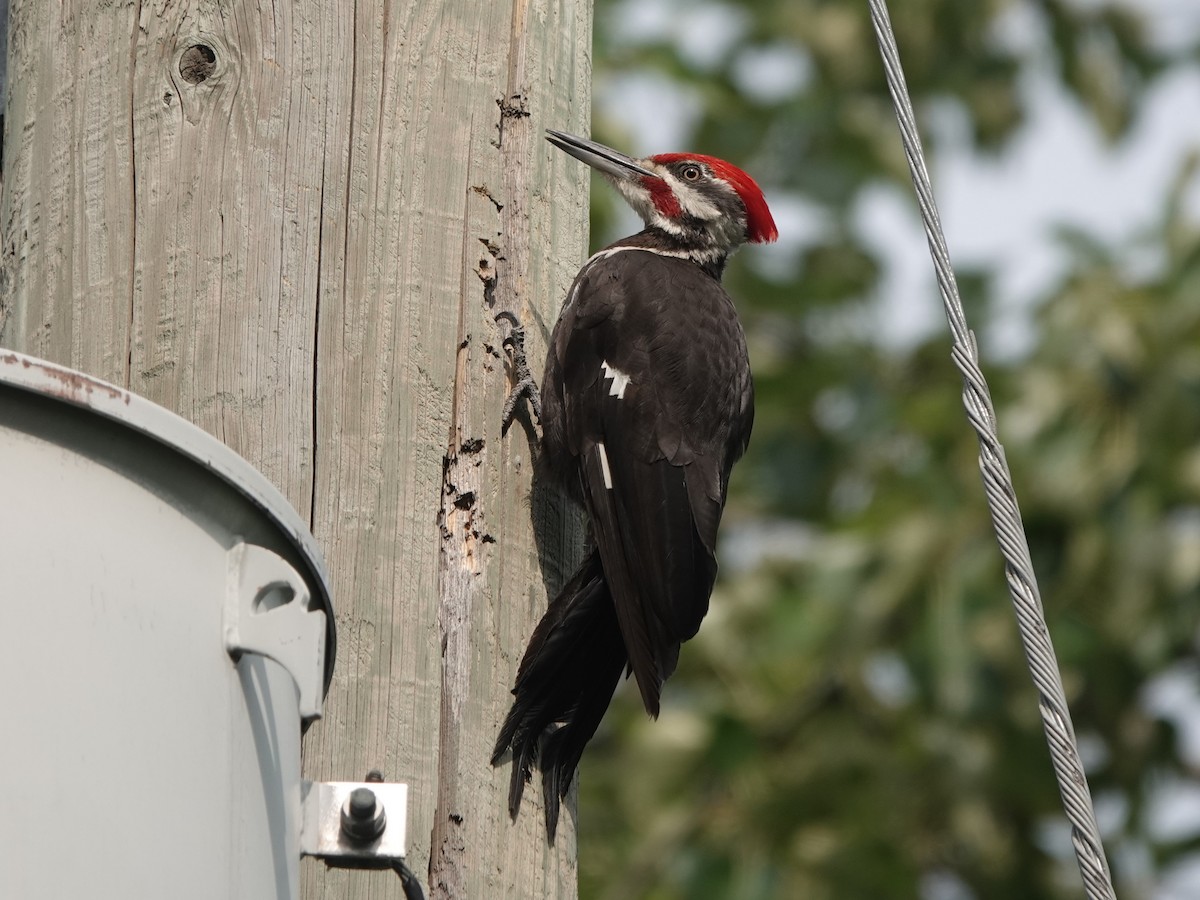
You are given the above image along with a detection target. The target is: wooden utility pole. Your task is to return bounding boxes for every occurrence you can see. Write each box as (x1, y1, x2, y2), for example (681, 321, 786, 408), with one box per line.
(2, 0, 591, 896)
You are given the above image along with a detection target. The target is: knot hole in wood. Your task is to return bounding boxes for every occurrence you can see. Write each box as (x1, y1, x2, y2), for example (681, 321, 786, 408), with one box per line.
(179, 44, 217, 84)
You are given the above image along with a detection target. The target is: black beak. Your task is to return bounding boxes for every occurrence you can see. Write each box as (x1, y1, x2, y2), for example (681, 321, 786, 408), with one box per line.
(545, 129, 658, 181)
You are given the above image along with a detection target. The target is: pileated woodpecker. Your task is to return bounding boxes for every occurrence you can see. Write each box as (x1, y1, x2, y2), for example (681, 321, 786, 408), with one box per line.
(493, 129, 778, 839)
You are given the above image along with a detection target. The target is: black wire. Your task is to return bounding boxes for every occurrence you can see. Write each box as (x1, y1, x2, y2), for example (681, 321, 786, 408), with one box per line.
(392, 860, 426, 900)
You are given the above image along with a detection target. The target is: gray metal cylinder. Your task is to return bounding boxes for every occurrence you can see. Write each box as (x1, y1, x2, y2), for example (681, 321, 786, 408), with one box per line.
(0, 351, 335, 900)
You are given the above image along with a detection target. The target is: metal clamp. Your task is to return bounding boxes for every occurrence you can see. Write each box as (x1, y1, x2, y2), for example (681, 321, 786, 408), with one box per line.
(224, 542, 327, 719)
(300, 778, 410, 864)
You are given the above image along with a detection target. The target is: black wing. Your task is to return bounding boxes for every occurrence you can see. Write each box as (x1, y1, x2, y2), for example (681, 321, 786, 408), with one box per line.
(541, 247, 753, 716)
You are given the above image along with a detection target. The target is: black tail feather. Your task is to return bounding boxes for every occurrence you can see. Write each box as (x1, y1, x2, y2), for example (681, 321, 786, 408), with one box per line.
(492, 549, 627, 840)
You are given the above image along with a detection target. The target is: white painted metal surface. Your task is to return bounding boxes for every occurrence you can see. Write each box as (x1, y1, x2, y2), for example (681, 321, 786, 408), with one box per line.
(0, 350, 336, 900)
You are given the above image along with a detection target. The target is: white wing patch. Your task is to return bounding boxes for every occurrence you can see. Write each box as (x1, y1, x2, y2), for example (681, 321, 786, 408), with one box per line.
(601, 360, 631, 399)
(597, 442, 613, 490)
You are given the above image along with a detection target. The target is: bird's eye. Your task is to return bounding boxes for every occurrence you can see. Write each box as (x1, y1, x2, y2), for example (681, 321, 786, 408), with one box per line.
(681, 165, 703, 182)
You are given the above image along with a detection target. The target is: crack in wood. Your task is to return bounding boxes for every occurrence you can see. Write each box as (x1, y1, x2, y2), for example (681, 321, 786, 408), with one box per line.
(471, 184, 504, 213)
(495, 93, 530, 148)
(430, 324, 490, 897)
(476, 238, 504, 309)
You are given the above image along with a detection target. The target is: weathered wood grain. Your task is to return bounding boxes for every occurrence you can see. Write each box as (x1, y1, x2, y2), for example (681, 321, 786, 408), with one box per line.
(2, 0, 592, 896)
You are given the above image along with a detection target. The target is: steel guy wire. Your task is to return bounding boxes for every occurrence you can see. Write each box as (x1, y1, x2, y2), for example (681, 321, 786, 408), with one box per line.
(866, 2, 1117, 898)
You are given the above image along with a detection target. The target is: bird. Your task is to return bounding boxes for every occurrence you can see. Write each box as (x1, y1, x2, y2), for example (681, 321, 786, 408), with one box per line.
(492, 128, 778, 840)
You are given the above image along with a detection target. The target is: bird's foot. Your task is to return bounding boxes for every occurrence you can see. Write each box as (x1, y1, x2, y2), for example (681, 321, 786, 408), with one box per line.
(495, 310, 543, 433)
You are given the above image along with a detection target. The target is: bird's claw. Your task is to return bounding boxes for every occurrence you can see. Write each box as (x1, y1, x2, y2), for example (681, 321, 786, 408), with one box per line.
(495, 311, 543, 433)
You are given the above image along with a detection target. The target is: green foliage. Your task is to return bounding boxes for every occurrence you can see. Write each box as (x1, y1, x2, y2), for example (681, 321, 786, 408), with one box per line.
(578, 1, 1200, 897)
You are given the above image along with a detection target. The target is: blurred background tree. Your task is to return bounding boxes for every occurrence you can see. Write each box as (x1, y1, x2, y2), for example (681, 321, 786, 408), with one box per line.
(573, 1, 1200, 898)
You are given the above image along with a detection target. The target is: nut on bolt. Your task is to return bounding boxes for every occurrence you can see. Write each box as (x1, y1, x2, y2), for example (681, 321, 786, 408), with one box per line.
(340, 786, 387, 842)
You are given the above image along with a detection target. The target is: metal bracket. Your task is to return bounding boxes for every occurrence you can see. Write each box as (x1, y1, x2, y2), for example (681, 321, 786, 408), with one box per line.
(224, 542, 327, 720)
(300, 780, 409, 865)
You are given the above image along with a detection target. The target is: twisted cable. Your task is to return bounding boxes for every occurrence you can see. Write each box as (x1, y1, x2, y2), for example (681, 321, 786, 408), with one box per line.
(866, 3, 1116, 897)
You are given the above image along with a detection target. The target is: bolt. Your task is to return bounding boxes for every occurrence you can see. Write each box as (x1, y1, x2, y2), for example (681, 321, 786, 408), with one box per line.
(348, 788, 376, 819)
(340, 786, 387, 842)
